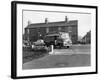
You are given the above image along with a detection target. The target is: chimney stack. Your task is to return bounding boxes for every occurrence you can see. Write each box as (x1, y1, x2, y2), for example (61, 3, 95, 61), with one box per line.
(65, 16, 68, 22)
(45, 18, 48, 24)
(28, 20, 31, 25)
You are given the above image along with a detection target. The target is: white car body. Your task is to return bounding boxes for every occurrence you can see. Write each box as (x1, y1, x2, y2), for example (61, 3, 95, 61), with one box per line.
(60, 32, 72, 47)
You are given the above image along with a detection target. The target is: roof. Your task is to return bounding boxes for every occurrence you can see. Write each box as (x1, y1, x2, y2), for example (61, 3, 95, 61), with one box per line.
(26, 20, 78, 29)
(82, 31, 91, 40)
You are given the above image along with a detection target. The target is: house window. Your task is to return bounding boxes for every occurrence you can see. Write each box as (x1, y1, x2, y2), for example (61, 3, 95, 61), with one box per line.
(58, 27, 61, 31)
(46, 27, 49, 33)
(49, 27, 58, 32)
(61, 26, 66, 32)
(68, 27, 72, 33)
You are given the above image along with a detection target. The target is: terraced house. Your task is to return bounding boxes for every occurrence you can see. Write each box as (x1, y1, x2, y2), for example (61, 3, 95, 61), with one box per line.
(24, 16, 78, 44)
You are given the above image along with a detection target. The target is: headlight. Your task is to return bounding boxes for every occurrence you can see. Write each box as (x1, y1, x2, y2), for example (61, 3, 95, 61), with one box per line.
(32, 45, 35, 48)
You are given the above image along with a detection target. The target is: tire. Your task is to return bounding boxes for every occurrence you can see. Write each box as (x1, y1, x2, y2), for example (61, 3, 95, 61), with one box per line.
(67, 46, 69, 48)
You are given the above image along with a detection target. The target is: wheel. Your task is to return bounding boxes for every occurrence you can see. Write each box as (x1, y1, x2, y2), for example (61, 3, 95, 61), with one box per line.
(58, 43, 62, 49)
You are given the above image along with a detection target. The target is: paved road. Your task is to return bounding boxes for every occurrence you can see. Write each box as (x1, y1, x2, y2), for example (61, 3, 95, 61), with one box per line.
(23, 44, 90, 69)
(53, 44, 90, 55)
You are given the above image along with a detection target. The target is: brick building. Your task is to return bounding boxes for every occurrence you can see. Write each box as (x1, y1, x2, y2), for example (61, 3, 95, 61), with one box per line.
(81, 31, 91, 44)
(24, 16, 78, 44)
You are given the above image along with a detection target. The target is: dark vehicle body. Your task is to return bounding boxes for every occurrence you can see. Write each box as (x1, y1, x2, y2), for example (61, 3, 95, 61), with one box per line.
(44, 32, 72, 48)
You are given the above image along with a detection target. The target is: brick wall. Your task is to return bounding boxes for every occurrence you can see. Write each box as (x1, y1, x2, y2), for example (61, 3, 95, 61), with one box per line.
(24, 23, 78, 44)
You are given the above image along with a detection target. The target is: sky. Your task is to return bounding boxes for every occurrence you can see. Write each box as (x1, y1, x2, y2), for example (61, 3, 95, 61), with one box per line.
(23, 10, 91, 37)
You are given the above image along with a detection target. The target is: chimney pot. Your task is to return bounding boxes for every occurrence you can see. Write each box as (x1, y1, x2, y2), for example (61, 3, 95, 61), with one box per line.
(28, 20, 31, 25)
(45, 18, 48, 23)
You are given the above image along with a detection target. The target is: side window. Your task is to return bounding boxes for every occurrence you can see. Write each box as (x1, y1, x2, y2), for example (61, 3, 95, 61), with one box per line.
(68, 27, 72, 33)
(46, 28, 49, 33)
(27, 29, 30, 34)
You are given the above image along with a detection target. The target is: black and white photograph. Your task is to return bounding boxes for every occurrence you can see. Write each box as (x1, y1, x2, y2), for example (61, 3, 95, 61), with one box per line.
(11, 1, 97, 79)
(22, 10, 91, 69)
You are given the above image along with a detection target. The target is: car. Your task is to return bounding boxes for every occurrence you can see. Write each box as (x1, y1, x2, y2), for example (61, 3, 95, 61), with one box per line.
(31, 39, 49, 51)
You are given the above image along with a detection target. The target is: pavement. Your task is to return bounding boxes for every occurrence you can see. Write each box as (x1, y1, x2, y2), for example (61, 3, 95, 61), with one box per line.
(23, 44, 91, 69)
